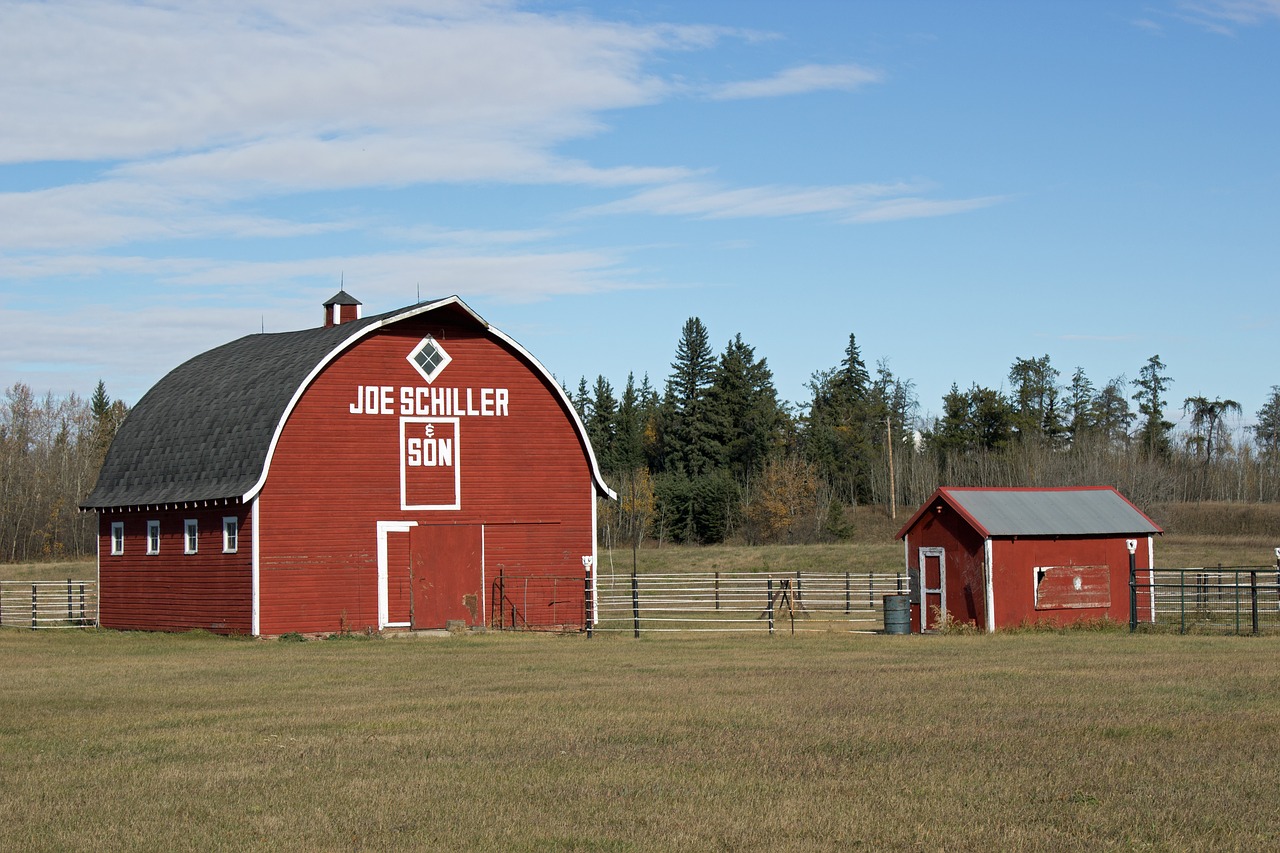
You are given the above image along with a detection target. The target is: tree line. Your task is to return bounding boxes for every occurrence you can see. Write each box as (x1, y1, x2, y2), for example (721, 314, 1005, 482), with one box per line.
(575, 319, 1280, 551)
(4, 321, 1280, 562)
(1, 381, 128, 562)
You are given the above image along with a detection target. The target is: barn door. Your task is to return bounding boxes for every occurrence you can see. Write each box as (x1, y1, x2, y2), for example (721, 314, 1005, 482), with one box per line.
(409, 525, 484, 630)
(919, 547, 946, 631)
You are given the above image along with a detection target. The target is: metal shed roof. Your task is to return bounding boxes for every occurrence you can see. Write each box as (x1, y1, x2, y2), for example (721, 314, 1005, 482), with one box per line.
(898, 487, 1162, 539)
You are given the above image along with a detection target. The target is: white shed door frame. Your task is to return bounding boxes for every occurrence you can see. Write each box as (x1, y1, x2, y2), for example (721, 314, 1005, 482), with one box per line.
(377, 520, 417, 629)
(918, 547, 946, 632)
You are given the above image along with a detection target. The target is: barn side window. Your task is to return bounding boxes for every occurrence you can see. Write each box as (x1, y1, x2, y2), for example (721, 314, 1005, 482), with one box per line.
(147, 520, 161, 555)
(110, 522, 125, 555)
(184, 519, 199, 555)
(223, 517, 238, 553)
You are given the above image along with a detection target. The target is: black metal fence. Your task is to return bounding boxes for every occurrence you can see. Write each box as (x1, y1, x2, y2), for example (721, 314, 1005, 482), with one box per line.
(0, 580, 97, 629)
(1137, 567, 1280, 635)
(489, 571, 589, 631)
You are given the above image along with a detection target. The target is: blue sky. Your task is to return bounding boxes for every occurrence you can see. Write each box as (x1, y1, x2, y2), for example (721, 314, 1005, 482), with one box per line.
(2, 0, 1277, 436)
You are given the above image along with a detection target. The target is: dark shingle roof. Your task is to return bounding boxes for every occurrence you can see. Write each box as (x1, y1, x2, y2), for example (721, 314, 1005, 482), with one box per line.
(81, 311, 390, 508)
(323, 289, 362, 307)
(82, 296, 616, 509)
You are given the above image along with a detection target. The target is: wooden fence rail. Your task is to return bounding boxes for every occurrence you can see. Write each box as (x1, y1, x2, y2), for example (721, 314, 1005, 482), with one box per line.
(0, 580, 98, 629)
(592, 570, 907, 635)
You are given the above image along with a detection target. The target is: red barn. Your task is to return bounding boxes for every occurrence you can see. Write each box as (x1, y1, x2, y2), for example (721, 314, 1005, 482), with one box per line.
(896, 487, 1162, 632)
(82, 293, 614, 636)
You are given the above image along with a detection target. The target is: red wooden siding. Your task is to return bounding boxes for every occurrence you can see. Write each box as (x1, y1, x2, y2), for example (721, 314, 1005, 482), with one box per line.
(990, 536, 1151, 628)
(904, 495, 986, 631)
(900, 491, 1155, 631)
(386, 529, 411, 625)
(256, 315, 595, 634)
(97, 507, 252, 634)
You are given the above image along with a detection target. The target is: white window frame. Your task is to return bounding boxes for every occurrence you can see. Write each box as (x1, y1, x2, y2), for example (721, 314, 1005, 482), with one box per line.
(222, 517, 238, 554)
(147, 520, 161, 555)
(110, 522, 125, 555)
(184, 519, 199, 555)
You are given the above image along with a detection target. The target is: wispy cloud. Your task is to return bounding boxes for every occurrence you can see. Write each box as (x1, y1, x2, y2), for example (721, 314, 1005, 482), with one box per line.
(1055, 333, 1138, 343)
(582, 181, 1007, 223)
(709, 63, 882, 100)
(1174, 0, 1280, 33)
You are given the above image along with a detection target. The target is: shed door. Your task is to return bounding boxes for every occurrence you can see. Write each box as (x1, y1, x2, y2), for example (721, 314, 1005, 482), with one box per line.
(410, 525, 483, 629)
(919, 547, 946, 631)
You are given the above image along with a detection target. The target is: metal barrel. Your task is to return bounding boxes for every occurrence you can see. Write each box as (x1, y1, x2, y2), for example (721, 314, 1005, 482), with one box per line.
(883, 594, 911, 635)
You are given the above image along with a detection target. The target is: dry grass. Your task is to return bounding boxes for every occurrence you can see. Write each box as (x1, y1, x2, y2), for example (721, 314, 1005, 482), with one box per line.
(1, 628, 1278, 851)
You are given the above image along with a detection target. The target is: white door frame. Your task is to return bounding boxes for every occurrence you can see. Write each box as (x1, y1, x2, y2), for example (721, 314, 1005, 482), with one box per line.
(377, 520, 417, 629)
(918, 547, 946, 632)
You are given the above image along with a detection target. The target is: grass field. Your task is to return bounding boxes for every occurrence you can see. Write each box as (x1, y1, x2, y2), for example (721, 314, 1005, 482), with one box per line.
(2, 628, 1278, 851)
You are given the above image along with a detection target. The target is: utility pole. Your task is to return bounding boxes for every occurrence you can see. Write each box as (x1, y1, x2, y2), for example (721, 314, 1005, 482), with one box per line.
(886, 413, 896, 520)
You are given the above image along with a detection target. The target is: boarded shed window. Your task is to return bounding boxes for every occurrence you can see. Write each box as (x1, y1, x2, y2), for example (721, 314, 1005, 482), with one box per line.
(1033, 565, 1110, 610)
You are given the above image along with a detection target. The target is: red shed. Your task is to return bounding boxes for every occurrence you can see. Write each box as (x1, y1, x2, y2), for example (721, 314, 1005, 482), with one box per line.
(896, 487, 1162, 632)
(81, 294, 614, 636)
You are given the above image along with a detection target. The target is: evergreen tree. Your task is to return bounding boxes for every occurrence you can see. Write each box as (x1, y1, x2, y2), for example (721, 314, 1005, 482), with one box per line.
(587, 375, 618, 473)
(1092, 376, 1134, 447)
(659, 317, 719, 477)
(1132, 355, 1174, 458)
(1254, 386, 1280, 455)
(572, 377, 591, 423)
(1008, 354, 1064, 445)
(613, 372, 647, 474)
(707, 334, 782, 482)
(1065, 367, 1095, 443)
(803, 333, 879, 503)
(929, 384, 1014, 455)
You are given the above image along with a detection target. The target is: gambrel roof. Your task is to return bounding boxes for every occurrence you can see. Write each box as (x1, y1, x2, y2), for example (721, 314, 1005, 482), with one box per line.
(82, 296, 614, 509)
(896, 486, 1162, 539)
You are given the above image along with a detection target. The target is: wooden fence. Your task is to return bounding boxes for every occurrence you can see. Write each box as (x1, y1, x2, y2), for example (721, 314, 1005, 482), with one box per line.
(591, 571, 907, 635)
(0, 580, 97, 629)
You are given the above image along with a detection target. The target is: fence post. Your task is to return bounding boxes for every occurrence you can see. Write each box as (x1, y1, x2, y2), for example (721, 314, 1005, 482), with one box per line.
(584, 559, 593, 639)
(1250, 570, 1259, 635)
(1128, 544, 1137, 632)
(497, 567, 505, 628)
(1230, 564, 1239, 635)
(630, 570, 640, 638)
(79, 583, 87, 626)
(1179, 569, 1186, 635)
(868, 571, 874, 607)
(67, 579, 73, 623)
(845, 571, 851, 614)
(715, 571, 720, 611)
(767, 577, 775, 636)
(31, 583, 38, 631)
